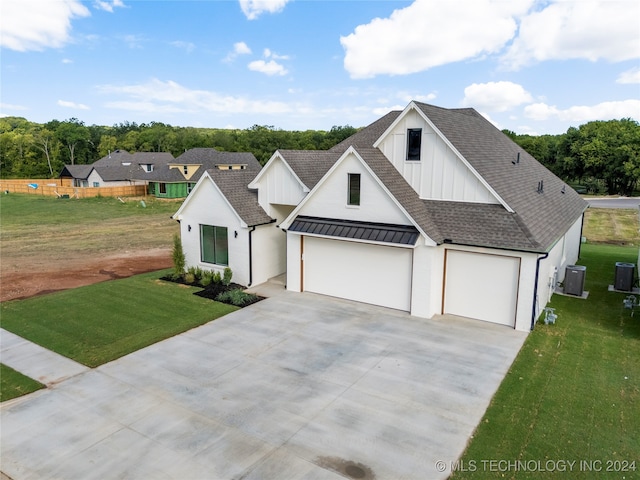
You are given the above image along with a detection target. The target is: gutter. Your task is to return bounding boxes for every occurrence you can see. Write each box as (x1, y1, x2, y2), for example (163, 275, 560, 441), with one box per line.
(531, 251, 550, 331)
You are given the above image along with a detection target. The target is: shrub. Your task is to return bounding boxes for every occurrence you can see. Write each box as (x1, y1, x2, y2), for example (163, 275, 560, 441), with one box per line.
(222, 267, 233, 286)
(200, 274, 212, 287)
(215, 288, 258, 307)
(172, 234, 185, 278)
(213, 271, 222, 284)
(184, 272, 196, 284)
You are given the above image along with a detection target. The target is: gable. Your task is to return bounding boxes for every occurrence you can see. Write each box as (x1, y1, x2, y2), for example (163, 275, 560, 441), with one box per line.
(174, 173, 243, 227)
(375, 105, 503, 206)
(295, 151, 414, 226)
(250, 154, 308, 214)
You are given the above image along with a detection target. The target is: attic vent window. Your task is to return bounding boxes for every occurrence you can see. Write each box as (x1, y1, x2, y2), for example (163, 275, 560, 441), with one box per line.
(183, 165, 189, 174)
(407, 128, 422, 161)
(215, 164, 248, 170)
(144, 164, 153, 172)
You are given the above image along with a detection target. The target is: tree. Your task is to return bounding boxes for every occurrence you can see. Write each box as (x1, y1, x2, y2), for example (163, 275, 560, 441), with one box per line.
(55, 118, 89, 165)
(33, 128, 58, 176)
(98, 135, 118, 158)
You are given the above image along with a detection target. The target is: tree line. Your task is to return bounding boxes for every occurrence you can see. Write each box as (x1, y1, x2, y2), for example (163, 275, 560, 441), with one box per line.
(0, 117, 357, 179)
(1, 115, 638, 195)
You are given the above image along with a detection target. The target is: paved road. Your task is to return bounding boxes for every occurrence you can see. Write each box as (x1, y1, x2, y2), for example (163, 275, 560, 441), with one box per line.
(0, 292, 526, 480)
(587, 197, 640, 209)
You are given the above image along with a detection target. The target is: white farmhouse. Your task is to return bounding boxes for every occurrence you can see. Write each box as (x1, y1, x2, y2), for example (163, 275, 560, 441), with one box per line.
(174, 102, 588, 331)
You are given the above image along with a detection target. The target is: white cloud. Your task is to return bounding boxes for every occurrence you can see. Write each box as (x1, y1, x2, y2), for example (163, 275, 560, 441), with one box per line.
(502, 0, 640, 69)
(58, 100, 90, 110)
(170, 41, 195, 53)
(524, 99, 640, 122)
(463, 81, 533, 112)
(264, 48, 289, 60)
(121, 34, 145, 49)
(239, 0, 291, 20)
(62, 58, 74, 64)
(617, 67, 640, 84)
(0, 102, 28, 111)
(1, 0, 90, 52)
(94, 0, 125, 13)
(248, 59, 288, 76)
(224, 42, 252, 62)
(340, 0, 532, 79)
(97, 78, 292, 114)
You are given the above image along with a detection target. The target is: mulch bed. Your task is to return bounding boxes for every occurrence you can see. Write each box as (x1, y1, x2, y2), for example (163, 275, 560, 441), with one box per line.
(160, 276, 264, 307)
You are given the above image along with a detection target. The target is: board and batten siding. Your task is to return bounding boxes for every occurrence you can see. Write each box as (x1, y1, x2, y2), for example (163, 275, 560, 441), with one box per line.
(256, 156, 307, 216)
(297, 152, 412, 226)
(377, 108, 498, 204)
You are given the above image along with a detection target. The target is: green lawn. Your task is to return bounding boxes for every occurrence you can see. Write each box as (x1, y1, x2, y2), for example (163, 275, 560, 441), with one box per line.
(0, 364, 44, 402)
(0, 193, 179, 227)
(0, 270, 238, 368)
(454, 243, 640, 479)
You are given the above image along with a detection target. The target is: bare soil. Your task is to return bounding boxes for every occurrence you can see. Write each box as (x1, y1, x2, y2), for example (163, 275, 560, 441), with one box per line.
(0, 248, 173, 302)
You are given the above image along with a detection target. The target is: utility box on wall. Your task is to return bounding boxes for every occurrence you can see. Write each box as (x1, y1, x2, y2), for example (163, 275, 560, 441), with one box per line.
(614, 262, 635, 292)
(564, 265, 586, 296)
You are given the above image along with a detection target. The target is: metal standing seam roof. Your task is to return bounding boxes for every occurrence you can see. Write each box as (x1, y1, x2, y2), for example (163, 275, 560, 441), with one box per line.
(289, 216, 420, 245)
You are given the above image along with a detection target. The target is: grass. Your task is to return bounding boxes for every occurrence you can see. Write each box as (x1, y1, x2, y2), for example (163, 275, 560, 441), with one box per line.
(584, 208, 639, 246)
(0, 270, 238, 368)
(0, 364, 44, 402)
(0, 194, 180, 259)
(453, 243, 640, 479)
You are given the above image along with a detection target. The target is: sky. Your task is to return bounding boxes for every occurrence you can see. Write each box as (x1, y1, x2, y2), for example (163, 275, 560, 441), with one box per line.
(1, 0, 639, 135)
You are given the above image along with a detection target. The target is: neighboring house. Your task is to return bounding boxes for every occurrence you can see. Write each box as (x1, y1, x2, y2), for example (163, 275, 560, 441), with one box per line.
(59, 150, 175, 188)
(142, 148, 261, 199)
(176, 102, 588, 331)
(172, 153, 277, 287)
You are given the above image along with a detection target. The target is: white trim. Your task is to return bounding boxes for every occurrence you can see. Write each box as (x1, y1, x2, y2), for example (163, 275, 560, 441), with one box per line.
(373, 102, 513, 213)
(172, 171, 248, 228)
(248, 150, 310, 193)
(280, 146, 437, 246)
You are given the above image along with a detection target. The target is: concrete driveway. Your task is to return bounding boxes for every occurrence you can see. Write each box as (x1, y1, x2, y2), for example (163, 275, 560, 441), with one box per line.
(1, 292, 526, 480)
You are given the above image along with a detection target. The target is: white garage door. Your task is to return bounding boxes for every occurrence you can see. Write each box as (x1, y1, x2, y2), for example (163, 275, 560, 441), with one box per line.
(444, 250, 520, 327)
(303, 236, 412, 311)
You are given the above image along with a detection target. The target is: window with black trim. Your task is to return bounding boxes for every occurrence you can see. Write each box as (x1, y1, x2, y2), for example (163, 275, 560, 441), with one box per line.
(159, 183, 167, 194)
(407, 128, 422, 161)
(348, 173, 361, 206)
(200, 225, 228, 265)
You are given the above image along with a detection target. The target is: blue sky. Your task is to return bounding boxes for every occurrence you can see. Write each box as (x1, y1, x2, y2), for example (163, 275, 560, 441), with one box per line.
(1, 0, 639, 135)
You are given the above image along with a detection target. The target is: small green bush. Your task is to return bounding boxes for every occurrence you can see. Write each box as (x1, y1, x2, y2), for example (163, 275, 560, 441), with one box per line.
(184, 272, 196, 284)
(222, 267, 233, 286)
(200, 274, 212, 287)
(172, 234, 185, 277)
(215, 288, 258, 307)
(213, 271, 222, 284)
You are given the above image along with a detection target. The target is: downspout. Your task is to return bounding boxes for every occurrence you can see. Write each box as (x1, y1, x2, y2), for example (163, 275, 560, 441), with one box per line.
(247, 218, 277, 287)
(531, 251, 550, 331)
(248, 226, 256, 287)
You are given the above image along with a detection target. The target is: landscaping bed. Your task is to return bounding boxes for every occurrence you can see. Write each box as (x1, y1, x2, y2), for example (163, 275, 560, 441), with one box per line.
(160, 269, 264, 308)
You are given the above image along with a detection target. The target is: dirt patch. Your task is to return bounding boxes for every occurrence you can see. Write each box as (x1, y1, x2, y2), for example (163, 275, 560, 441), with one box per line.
(0, 248, 172, 302)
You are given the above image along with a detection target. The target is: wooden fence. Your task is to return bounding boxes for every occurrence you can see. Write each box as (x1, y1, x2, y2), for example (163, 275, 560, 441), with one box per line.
(0, 179, 147, 198)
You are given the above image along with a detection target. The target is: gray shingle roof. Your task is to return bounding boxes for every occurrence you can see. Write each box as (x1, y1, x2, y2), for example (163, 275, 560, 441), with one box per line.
(59, 164, 94, 179)
(414, 102, 588, 251)
(206, 168, 273, 226)
(132, 148, 262, 183)
(330, 111, 401, 152)
(276, 150, 339, 189)
(280, 102, 587, 253)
